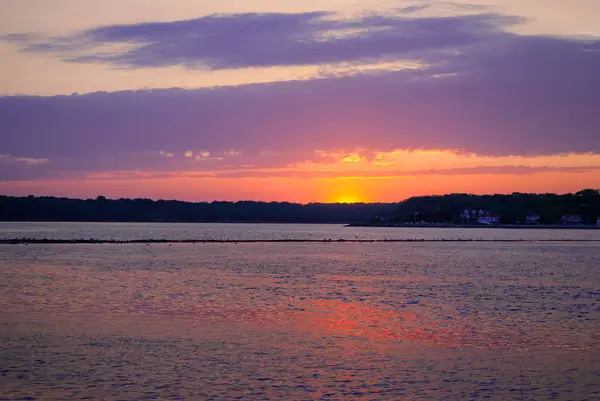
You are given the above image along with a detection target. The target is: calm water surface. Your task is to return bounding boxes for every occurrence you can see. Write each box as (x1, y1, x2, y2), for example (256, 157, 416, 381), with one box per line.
(1, 223, 599, 400)
(1, 221, 600, 241)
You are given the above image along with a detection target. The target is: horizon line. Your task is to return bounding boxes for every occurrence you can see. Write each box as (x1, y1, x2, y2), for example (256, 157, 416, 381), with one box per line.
(2, 188, 598, 205)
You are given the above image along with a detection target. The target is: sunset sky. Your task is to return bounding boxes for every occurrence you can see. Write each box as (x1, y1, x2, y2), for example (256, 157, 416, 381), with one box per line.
(1, 0, 599, 203)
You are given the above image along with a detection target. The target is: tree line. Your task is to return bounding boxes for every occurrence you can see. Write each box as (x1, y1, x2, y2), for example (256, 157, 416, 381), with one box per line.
(1, 189, 598, 224)
(0, 195, 396, 223)
(392, 189, 600, 224)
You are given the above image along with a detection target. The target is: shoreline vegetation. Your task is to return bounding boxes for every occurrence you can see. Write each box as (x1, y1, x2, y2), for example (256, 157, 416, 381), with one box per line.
(346, 223, 600, 229)
(1, 189, 599, 225)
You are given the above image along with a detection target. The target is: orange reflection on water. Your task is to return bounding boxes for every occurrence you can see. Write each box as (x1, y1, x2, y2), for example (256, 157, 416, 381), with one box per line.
(297, 299, 422, 343)
(2, 261, 590, 351)
(293, 299, 543, 350)
(292, 298, 591, 351)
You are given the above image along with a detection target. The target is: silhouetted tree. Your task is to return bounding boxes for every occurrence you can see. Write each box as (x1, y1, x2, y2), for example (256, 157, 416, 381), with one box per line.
(1, 190, 598, 224)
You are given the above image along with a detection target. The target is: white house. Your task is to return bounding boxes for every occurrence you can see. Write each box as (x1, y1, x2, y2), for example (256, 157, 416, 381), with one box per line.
(478, 214, 500, 225)
(561, 215, 583, 225)
(461, 209, 500, 225)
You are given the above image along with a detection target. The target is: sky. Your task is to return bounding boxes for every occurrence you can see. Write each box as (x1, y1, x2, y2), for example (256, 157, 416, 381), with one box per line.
(0, 0, 599, 203)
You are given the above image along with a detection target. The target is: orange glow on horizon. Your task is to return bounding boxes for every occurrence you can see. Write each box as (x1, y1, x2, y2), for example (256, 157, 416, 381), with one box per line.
(333, 195, 362, 204)
(1, 149, 599, 202)
(326, 178, 369, 203)
(1, 169, 599, 203)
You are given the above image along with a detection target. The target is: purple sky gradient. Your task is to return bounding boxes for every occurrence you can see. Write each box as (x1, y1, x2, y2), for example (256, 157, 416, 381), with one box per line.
(1, 8, 599, 187)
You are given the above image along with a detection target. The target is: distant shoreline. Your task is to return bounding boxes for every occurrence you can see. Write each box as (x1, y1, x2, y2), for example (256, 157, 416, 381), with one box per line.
(346, 223, 600, 230)
(0, 220, 347, 225)
(2, 238, 600, 245)
(0, 221, 599, 229)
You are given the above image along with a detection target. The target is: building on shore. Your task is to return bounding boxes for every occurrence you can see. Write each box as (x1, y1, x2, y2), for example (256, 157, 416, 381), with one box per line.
(561, 215, 583, 225)
(460, 209, 500, 225)
(478, 215, 500, 225)
(460, 209, 470, 222)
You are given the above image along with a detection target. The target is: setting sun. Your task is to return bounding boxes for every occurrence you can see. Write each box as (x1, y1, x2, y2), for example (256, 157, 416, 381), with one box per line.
(334, 195, 362, 204)
(327, 180, 368, 203)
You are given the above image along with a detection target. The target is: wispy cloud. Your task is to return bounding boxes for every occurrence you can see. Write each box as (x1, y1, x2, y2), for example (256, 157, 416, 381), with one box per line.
(7, 12, 520, 70)
(194, 165, 600, 179)
(0, 154, 48, 165)
(83, 165, 600, 181)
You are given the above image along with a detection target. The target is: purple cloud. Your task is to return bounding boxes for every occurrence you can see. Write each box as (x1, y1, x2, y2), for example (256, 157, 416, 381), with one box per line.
(397, 5, 432, 14)
(1, 11, 599, 181)
(57, 165, 600, 182)
(11, 12, 518, 70)
(196, 165, 600, 179)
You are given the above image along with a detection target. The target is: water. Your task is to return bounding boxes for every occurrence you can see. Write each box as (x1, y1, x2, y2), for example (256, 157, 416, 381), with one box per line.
(1, 221, 600, 241)
(1, 223, 600, 400)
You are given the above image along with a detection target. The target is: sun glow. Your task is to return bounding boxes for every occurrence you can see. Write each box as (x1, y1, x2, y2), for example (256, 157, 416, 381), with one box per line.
(334, 195, 362, 204)
(326, 179, 368, 204)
